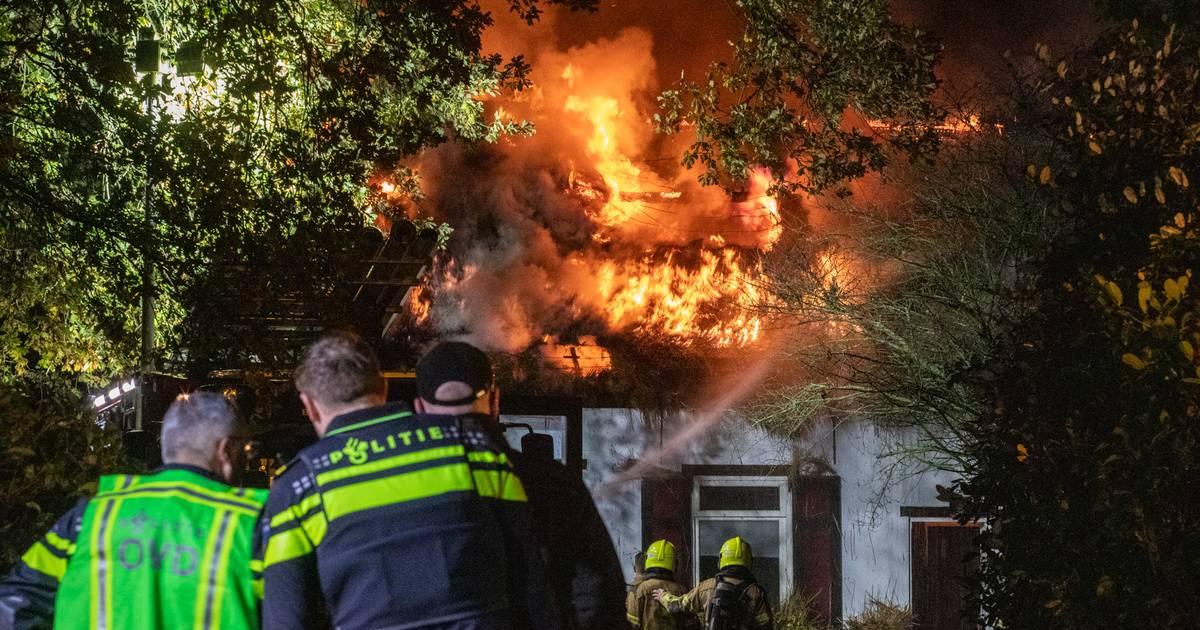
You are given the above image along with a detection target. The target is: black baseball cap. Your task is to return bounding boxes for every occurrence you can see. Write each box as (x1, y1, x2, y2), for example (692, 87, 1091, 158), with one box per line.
(415, 341, 494, 406)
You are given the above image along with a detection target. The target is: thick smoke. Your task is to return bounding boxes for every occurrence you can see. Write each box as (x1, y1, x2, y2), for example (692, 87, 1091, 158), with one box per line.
(401, 0, 1101, 354)
(410, 28, 776, 353)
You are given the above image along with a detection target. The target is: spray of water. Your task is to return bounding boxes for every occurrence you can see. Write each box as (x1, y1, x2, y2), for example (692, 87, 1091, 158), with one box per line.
(597, 341, 779, 497)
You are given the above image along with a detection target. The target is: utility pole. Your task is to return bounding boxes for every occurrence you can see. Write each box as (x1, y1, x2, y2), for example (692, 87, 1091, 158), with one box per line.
(134, 29, 159, 432)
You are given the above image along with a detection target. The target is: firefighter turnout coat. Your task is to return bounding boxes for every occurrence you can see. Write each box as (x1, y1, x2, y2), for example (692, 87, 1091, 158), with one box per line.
(258, 403, 558, 629)
(0, 465, 267, 630)
(660, 568, 773, 630)
(626, 569, 695, 630)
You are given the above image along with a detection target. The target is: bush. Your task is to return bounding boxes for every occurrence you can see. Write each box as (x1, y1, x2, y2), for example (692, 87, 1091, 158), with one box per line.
(0, 376, 133, 571)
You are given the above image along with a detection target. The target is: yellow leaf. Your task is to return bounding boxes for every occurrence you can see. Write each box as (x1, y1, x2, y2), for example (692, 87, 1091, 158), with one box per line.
(1156, 188, 1166, 204)
(1027, 164, 1037, 178)
(1138, 281, 1152, 313)
(1165, 278, 1181, 300)
(1123, 186, 1138, 203)
(1096, 575, 1114, 597)
(1040, 166, 1052, 184)
(1075, 111, 1083, 128)
(1180, 340, 1194, 361)
(1089, 140, 1102, 154)
(1178, 274, 1189, 293)
(1195, 365, 1200, 379)
(1175, 212, 1186, 228)
(1093, 79, 1102, 93)
(1057, 61, 1067, 78)
(1105, 281, 1123, 306)
(1016, 443, 1029, 462)
(1169, 166, 1188, 188)
(1122, 353, 1146, 370)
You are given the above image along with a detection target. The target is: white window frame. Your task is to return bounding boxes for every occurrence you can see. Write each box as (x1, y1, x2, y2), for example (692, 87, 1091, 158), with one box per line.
(691, 475, 792, 600)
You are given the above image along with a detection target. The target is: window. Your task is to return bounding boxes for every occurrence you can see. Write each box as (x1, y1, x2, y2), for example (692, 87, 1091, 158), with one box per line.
(692, 475, 792, 604)
(500, 414, 567, 462)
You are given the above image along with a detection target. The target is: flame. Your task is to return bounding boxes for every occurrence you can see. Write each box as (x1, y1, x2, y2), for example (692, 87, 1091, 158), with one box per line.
(588, 248, 768, 347)
(866, 113, 1002, 135)
(406, 29, 787, 361)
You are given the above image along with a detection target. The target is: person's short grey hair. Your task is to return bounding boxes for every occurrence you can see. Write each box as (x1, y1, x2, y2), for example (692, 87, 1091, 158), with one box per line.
(160, 391, 242, 463)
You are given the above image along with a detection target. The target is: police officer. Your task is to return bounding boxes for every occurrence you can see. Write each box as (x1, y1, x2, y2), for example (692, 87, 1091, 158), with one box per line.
(627, 540, 695, 629)
(0, 391, 265, 629)
(259, 332, 557, 629)
(653, 537, 774, 630)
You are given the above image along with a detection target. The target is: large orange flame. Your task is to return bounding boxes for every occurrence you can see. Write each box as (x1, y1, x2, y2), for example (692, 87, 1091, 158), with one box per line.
(406, 29, 784, 359)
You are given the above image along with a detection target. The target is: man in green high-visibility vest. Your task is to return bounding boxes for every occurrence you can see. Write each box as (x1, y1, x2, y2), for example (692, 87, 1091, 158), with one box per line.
(0, 391, 266, 630)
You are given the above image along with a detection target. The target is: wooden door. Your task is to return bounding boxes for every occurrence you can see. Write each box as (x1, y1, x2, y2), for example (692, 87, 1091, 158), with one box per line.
(911, 522, 979, 630)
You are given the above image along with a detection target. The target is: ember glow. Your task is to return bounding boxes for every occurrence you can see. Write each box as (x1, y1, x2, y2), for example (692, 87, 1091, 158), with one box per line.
(402, 29, 782, 357)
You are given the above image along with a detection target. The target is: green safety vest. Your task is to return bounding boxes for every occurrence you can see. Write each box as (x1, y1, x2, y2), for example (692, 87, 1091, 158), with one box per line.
(54, 469, 267, 630)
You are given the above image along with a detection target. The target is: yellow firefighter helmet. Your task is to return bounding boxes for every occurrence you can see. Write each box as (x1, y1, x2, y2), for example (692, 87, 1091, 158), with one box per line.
(644, 539, 677, 573)
(718, 536, 753, 569)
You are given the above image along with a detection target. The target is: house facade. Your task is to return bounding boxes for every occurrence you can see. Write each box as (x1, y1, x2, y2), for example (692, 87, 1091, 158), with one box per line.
(501, 408, 974, 627)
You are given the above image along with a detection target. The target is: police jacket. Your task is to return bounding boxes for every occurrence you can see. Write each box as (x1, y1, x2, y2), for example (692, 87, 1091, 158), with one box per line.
(258, 404, 558, 630)
(0, 465, 266, 630)
(626, 569, 695, 630)
(661, 567, 773, 630)
(510, 450, 625, 629)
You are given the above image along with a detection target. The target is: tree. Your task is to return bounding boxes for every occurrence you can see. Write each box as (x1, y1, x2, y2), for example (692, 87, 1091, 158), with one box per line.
(0, 0, 593, 568)
(958, 18, 1200, 628)
(750, 13, 1200, 628)
(655, 0, 941, 195)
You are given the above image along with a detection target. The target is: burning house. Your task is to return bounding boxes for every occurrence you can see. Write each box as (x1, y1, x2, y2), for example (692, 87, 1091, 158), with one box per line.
(377, 16, 974, 629)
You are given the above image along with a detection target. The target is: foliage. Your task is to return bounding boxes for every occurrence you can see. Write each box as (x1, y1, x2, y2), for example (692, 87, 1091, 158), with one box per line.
(957, 18, 1200, 629)
(0, 0, 597, 379)
(749, 133, 1056, 470)
(0, 376, 135, 571)
(840, 597, 910, 630)
(0, 0, 591, 569)
(655, 0, 941, 195)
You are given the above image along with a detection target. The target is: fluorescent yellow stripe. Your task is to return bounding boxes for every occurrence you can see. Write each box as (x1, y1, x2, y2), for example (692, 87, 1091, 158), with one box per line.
(322, 462, 474, 521)
(253, 578, 263, 600)
(88, 501, 103, 628)
(315, 444, 465, 486)
(264, 527, 314, 568)
(96, 481, 262, 512)
(472, 469, 528, 502)
(43, 530, 72, 553)
(466, 451, 510, 465)
(193, 509, 225, 628)
(209, 513, 241, 627)
(20, 541, 67, 580)
(101, 497, 122, 630)
(249, 559, 263, 573)
(90, 489, 259, 517)
(300, 511, 328, 546)
(270, 493, 323, 528)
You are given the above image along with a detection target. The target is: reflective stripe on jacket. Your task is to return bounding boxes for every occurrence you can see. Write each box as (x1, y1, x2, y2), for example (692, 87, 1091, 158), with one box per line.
(259, 404, 559, 629)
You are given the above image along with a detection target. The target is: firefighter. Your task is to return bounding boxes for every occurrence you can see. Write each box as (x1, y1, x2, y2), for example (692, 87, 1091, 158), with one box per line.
(0, 391, 266, 630)
(653, 537, 774, 630)
(627, 540, 695, 629)
(258, 333, 558, 629)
